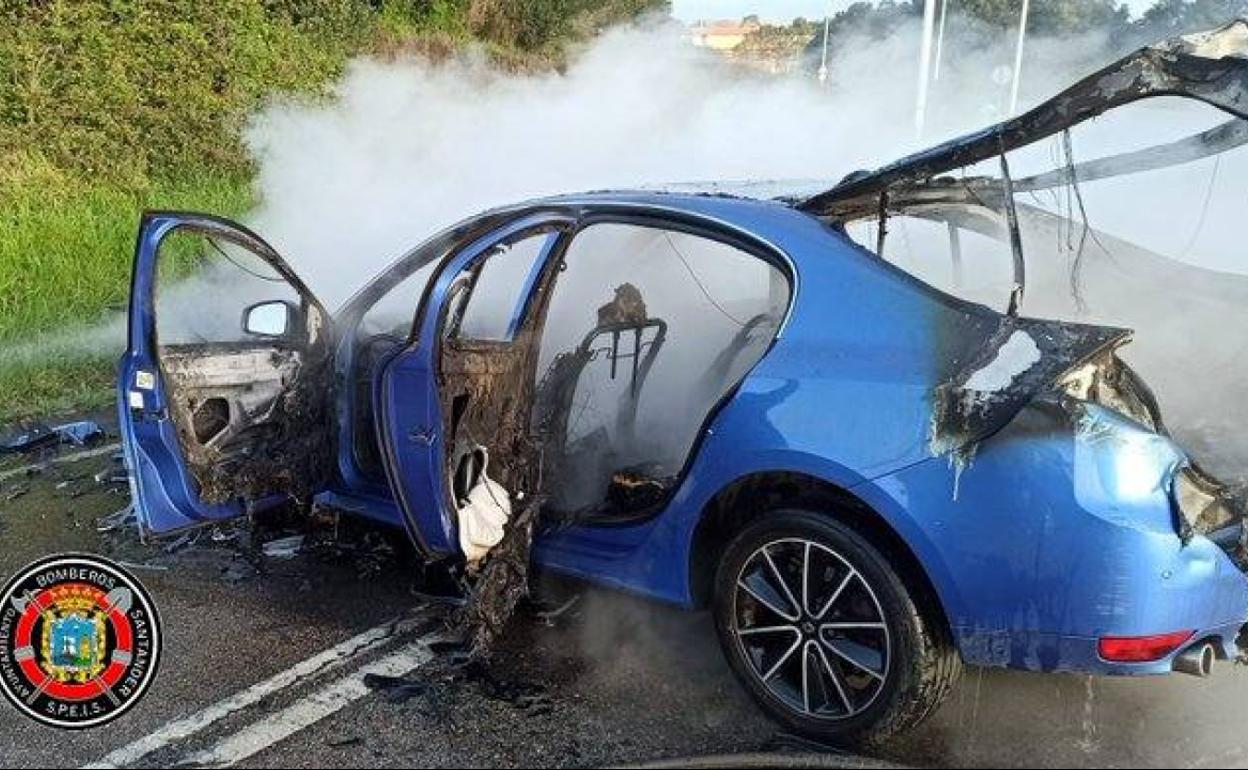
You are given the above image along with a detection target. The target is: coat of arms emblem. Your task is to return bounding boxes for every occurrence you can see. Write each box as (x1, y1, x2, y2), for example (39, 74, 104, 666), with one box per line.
(0, 554, 160, 728)
(42, 586, 109, 682)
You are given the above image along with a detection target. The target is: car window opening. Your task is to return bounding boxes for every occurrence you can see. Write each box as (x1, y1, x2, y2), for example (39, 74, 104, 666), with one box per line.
(527, 223, 790, 525)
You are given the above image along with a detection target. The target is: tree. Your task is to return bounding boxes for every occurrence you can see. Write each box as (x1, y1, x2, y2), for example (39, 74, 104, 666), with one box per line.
(954, 0, 1129, 35)
(1129, 0, 1248, 45)
(801, 1, 922, 68)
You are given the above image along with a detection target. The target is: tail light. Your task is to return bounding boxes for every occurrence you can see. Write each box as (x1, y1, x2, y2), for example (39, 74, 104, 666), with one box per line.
(1098, 630, 1193, 662)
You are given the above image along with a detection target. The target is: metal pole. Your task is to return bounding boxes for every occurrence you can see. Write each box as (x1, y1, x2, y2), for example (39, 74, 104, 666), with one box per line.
(1008, 0, 1031, 115)
(933, 0, 949, 81)
(818, 14, 831, 83)
(915, 0, 938, 137)
(947, 222, 963, 287)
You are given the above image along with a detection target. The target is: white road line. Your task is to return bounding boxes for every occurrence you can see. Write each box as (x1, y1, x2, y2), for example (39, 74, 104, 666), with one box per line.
(174, 641, 434, 768)
(85, 619, 408, 769)
(0, 442, 121, 484)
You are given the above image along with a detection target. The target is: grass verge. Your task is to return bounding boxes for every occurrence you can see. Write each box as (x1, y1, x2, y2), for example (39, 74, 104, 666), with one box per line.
(0, 355, 116, 426)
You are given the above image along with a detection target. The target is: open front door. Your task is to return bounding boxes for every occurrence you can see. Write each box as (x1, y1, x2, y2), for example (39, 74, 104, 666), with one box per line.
(118, 212, 333, 536)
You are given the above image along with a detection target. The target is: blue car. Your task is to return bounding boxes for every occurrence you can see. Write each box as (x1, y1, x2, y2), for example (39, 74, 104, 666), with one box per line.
(120, 22, 1248, 745)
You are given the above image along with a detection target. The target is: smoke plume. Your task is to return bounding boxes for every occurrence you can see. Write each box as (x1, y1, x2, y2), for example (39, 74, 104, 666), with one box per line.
(239, 18, 1125, 307)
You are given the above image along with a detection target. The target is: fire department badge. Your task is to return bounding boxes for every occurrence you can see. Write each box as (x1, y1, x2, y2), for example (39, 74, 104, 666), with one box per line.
(0, 553, 161, 728)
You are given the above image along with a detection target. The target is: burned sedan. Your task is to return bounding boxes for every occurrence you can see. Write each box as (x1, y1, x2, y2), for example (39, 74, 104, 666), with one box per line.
(120, 21, 1248, 746)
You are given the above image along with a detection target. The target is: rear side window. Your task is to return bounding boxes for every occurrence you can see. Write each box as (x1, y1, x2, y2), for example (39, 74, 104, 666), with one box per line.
(844, 211, 1016, 312)
(532, 222, 790, 515)
(456, 232, 553, 341)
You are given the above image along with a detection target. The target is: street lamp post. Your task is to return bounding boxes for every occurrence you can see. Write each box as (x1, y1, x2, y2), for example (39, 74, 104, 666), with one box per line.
(1008, 0, 1031, 115)
(818, 14, 830, 83)
(915, 0, 938, 137)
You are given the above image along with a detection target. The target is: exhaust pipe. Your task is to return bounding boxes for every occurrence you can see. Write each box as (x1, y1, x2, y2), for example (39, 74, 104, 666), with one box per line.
(1172, 641, 1216, 677)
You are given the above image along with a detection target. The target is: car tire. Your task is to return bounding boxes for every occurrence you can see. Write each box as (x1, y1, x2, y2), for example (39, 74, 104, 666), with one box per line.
(712, 508, 961, 747)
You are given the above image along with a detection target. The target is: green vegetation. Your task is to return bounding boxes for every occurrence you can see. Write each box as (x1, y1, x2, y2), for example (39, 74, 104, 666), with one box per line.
(0, 172, 253, 422)
(1, 173, 254, 346)
(0, 0, 666, 425)
(0, 354, 118, 426)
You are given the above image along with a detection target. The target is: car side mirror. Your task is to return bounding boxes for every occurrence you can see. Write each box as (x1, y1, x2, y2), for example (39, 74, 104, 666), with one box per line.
(242, 300, 298, 339)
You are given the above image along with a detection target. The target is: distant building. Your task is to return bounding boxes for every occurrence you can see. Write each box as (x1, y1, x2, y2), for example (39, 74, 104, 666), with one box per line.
(687, 19, 817, 76)
(688, 19, 762, 51)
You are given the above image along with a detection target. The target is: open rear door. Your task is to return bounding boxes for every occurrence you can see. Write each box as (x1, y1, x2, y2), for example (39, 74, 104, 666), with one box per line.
(376, 214, 565, 558)
(118, 212, 332, 536)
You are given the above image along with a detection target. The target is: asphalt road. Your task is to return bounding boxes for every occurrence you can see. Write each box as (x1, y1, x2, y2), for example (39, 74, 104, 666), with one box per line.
(0, 443, 1245, 769)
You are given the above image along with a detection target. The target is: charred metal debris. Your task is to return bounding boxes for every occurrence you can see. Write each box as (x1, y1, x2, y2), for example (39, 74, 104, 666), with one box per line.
(450, 275, 675, 656)
(928, 316, 1132, 481)
(800, 18, 1248, 314)
(1, 420, 106, 455)
(162, 341, 334, 507)
(801, 20, 1248, 224)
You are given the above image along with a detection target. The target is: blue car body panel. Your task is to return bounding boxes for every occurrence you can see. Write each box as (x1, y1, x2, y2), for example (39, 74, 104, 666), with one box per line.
(498, 194, 1248, 674)
(121, 193, 1248, 677)
(864, 405, 1248, 672)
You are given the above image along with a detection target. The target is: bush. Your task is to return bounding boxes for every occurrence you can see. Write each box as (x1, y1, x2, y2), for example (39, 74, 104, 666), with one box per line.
(0, 1, 668, 186)
(0, 1, 379, 185)
(0, 173, 254, 342)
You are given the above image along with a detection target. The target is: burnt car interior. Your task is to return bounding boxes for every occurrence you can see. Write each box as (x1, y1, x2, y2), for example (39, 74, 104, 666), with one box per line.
(435, 219, 792, 526)
(532, 223, 789, 521)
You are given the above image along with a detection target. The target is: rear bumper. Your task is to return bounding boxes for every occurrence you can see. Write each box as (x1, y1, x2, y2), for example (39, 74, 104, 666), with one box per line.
(951, 518, 1248, 675)
(956, 617, 1246, 676)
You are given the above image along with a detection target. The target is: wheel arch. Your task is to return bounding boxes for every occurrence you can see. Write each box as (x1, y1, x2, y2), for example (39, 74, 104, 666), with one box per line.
(689, 470, 955, 646)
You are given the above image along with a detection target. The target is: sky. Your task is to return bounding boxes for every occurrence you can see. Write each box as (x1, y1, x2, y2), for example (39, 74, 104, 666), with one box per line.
(670, 0, 1156, 23)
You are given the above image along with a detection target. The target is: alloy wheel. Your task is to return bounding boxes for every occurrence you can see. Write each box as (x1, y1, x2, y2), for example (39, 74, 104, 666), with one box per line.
(732, 537, 892, 720)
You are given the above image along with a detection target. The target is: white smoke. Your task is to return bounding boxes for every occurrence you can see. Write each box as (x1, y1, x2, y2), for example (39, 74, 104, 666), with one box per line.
(241, 18, 1124, 308)
(38, 17, 1133, 352)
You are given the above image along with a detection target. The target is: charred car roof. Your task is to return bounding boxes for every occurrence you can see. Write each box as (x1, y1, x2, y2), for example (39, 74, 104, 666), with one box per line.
(800, 18, 1248, 220)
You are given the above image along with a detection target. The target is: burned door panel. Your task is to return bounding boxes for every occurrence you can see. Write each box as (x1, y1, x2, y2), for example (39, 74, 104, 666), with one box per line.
(153, 228, 332, 507)
(531, 222, 791, 521)
(439, 231, 559, 503)
(378, 215, 571, 558)
(121, 213, 332, 535)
